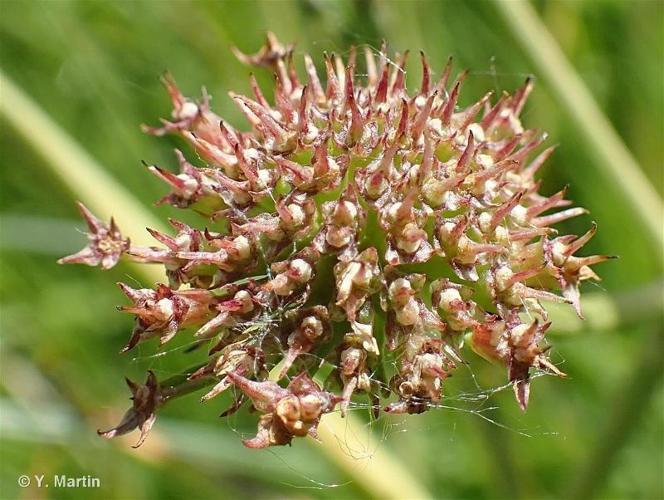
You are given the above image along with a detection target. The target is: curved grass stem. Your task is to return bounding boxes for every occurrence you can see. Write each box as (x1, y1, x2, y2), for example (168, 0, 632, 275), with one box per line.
(0, 71, 166, 283)
(494, 0, 663, 251)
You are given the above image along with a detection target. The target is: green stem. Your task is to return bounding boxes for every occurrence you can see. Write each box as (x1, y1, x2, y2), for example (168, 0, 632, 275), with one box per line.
(0, 70, 166, 283)
(493, 0, 663, 250)
(160, 363, 215, 401)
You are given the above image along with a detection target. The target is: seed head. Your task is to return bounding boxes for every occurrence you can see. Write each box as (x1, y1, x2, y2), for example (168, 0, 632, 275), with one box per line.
(59, 34, 612, 448)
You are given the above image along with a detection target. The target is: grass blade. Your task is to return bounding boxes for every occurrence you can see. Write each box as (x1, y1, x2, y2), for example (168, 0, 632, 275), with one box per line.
(494, 0, 663, 250)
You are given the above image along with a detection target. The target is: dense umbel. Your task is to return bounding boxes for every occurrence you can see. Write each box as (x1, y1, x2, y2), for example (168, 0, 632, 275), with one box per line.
(59, 34, 611, 449)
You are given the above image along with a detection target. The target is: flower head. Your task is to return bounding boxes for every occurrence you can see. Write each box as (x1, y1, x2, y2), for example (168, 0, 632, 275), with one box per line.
(60, 34, 611, 448)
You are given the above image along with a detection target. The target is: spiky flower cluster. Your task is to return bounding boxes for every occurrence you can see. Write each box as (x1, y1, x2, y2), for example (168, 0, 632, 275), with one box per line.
(60, 34, 611, 449)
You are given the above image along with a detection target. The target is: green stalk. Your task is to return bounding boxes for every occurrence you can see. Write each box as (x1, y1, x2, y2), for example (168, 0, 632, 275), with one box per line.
(0, 70, 431, 500)
(494, 0, 663, 250)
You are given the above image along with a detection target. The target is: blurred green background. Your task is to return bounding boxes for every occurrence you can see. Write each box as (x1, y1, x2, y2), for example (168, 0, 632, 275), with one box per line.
(1, 1, 662, 499)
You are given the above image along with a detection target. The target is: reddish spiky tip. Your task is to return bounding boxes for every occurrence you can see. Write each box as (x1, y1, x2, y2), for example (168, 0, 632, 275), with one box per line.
(60, 33, 611, 448)
(97, 371, 161, 448)
(227, 371, 339, 448)
(57, 202, 130, 270)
